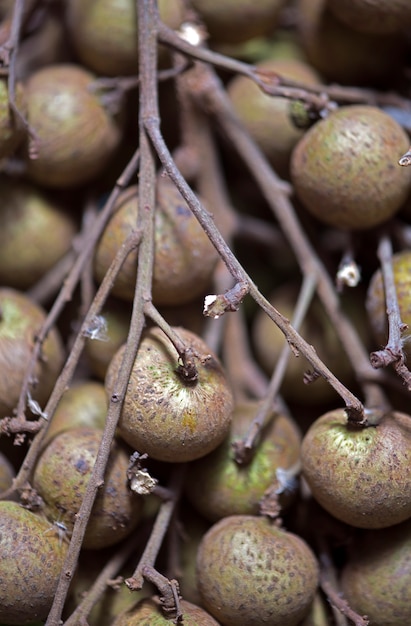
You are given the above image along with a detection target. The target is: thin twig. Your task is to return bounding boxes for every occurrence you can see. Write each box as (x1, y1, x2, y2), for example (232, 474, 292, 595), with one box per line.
(143, 86, 368, 425)
(234, 273, 317, 463)
(158, 22, 411, 111)
(3, 0, 39, 144)
(45, 0, 159, 620)
(319, 548, 369, 626)
(185, 58, 387, 420)
(63, 531, 144, 626)
(369, 234, 411, 388)
(126, 464, 186, 591)
(223, 303, 269, 401)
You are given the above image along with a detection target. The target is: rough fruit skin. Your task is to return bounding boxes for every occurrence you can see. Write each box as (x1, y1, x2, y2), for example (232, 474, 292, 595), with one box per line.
(197, 515, 319, 626)
(0, 501, 67, 625)
(341, 519, 411, 626)
(105, 326, 234, 463)
(301, 408, 411, 528)
(33, 427, 143, 549)
(291, 105, 411, 230)
(112, 597, 220, 625)
(366, 250, 411, 360)
(185, 401, 301, 521)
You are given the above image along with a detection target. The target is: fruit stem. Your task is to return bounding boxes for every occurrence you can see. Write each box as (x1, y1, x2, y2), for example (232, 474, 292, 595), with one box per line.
(144, 301, 199, 383)
(141, 566, 182, 623)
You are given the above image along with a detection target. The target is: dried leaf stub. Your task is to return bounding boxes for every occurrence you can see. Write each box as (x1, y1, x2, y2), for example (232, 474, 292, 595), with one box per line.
(336, 260, 361, 289)
(399, 147, 411, 166)
(129, 469, 158, 495)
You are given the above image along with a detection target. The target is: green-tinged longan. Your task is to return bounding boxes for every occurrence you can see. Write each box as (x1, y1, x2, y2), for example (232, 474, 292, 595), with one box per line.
(0, 78, 26, 159)
(301, 408, 411, 528)
(0, 178, 76, 290)
(0, 501, 67, 625)
(366, 250, 411, 360)
(341, 519, 411, 626)
(0, 288, 64, 418)
(185, 400, 301, 521)
(197, 515, 319, 626)
(105, 326, 234, 463)
(291, 105, 411, 230)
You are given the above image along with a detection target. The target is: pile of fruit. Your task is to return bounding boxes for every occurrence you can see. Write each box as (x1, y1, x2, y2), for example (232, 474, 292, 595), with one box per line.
(2, 0, 411, 624)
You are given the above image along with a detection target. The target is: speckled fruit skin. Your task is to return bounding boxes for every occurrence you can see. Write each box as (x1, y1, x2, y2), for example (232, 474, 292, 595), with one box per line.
(301, 408, 411, 528)
(0, 501, 67, 625)
(112, 597, 220, 625)
(197, 515, 319, 626)
(94, 178, 219, 306)
(33, 427, 143, 549)
(190, 0, 287, 44)
(105, 326, 234, 463)
(227, 58, 321, 177)
(328, 0, 411, 35)
(66, 0, 184, 76)
(185, 400, 301, 522)
(0, 177, 76, 289)
(25, 64, 122, 188)
(341, 519, 411, 626)
(291, 105, 411, 231)
(0, 288, 64, 418)
(366, 250, 411, 360)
